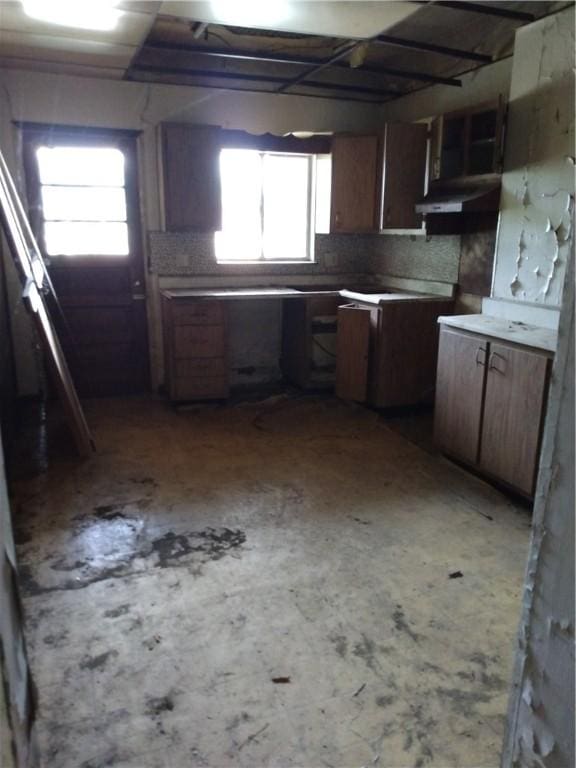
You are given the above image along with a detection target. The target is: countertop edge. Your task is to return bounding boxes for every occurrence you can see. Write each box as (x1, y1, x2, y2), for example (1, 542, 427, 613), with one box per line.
(438, 314, 557, 354)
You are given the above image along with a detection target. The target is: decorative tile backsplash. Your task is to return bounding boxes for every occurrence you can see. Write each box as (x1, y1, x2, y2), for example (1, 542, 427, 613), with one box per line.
(148, 231, 461, 285)
(148, 232, 363, 276)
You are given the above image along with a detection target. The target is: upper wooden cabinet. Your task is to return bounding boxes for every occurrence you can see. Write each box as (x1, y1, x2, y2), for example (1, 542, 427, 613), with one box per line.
(161, 123, 222, 232)
(330, 135, 381, 233)
(430, 98, 506, 182)
(330, 123, 428, 234)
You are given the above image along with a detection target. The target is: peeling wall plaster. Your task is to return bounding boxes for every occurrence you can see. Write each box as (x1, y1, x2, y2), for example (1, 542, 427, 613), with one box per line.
(492, 8, 575, 307)
(502, 253, 574, 768)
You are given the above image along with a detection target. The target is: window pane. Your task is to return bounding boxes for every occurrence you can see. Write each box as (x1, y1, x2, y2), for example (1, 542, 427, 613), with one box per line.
(44, 222, 129, 256)
(262, 154, 309, 260)
(216, 149, 262, 261)
(36, 146, 125, 187)
(41, 186, 127, 221)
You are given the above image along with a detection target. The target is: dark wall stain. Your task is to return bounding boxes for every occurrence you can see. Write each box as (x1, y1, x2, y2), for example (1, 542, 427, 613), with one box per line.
(376, 695, 395, 708)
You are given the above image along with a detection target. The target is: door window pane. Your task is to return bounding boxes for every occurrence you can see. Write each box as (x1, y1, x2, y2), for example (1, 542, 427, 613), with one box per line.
(36, 146, 125, 187)
(44, 222, 129, 256)
(41, 186, 127, 222)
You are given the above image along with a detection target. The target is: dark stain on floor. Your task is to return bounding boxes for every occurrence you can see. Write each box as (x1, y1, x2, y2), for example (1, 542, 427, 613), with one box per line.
(392, 605, 420, 643)
(328, 633, 348, 659)
(79, 650, 118, 671)
(18, 525, 247, 596)
(151, 527, 246, 567)
(145, 695, 175, 717)
(103, 604, 131, 618)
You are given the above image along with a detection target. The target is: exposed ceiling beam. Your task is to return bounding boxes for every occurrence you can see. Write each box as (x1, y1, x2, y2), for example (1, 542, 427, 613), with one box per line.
(142, 41, 462, 87)
(416, 1, 535, 22)
(129, 63, 399, 99)
(276, 40, 360, 93)
(374, 34, 492, 63)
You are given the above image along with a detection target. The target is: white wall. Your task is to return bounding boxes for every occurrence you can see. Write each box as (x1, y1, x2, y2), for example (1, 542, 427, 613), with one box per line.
(491, 7, 575, 308)
(502, 241, 574, 768)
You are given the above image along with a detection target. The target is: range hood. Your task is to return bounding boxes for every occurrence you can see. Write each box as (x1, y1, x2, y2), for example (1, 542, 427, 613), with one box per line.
(416, 177, 501, 214)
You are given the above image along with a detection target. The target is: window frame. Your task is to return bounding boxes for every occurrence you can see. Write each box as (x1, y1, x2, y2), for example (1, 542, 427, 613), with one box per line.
(216, 148, 320, 264)
(20, 123, 142, 266)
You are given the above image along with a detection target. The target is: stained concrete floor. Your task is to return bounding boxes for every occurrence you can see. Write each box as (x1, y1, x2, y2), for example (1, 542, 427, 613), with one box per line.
(12, 395, 531, 768)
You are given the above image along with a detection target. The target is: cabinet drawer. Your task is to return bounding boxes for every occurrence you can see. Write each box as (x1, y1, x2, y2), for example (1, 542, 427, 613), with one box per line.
(174, 325, 225, 358)
(172, 301, 224, 326)
(175, 358, 227, 378)
(174, 376, 229, 400)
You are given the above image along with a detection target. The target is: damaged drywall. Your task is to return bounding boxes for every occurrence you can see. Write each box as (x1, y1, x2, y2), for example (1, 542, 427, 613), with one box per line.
(502, 247, 574, 766)
(493, 7, 575, 306)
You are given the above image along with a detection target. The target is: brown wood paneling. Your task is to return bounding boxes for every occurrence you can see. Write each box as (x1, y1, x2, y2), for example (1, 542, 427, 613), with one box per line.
(480, 342, 549, 495)
(370, 300, 454, 407)
(162, 123, 222, 231)
(330, 135, 381, 233)
(336, 305, 371, 401)
(174, 325, 226, 358)
(434, 327, 487, 464)
(382, 122, 428, 229)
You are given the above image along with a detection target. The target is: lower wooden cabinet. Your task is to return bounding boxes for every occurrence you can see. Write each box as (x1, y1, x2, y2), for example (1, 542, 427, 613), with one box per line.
(434, 326, 551, 496)
(335, 298, 454, 407)
(162, 295, 229, 401)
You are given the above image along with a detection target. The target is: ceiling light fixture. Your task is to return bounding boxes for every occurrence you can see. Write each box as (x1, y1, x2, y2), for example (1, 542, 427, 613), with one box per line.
(210, 0, 291, 28)
(22, 0, 122, 32)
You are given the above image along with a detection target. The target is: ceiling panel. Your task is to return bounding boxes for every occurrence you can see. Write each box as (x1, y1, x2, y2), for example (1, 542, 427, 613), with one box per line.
(0, 31, 137, 69)
(0, 1, 156, 46)
(159, 1, 422, 39)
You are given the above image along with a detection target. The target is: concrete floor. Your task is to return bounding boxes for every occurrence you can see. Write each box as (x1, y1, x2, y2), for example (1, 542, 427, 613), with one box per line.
(12, 395, 531, 768)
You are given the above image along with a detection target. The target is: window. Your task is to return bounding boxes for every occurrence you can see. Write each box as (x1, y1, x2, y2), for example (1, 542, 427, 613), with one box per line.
(215, 149, 331, 262)
(35, 145, 129, 256)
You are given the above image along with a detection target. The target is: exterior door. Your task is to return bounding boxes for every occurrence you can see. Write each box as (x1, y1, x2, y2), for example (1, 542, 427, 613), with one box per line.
(434, 327, 486, 464)
(23, 126, 149, 396)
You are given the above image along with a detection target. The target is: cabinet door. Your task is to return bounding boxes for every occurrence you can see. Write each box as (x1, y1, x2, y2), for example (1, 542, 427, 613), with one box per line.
(371, 300, 454, 408)
(336, 305, 372, 401)
(480, 343, 548, 495)
(330, 135, 381, 233)
(434, 328, 487, 464)
(162, 123, 222, 231)
(381, 123, 428, 229)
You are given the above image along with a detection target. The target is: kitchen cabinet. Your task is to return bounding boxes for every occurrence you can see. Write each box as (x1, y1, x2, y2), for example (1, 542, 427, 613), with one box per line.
(161, 123, 222, 232)
(434, 328, 486, 465)
(335, 296, 454, 407)
(162, 294, 229, 401)
(430, 98, 506, 182)
(434, 325, 551, 496)
(330, 123, 428, 233)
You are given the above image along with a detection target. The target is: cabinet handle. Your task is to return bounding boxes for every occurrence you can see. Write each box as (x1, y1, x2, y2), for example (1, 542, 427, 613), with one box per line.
(475, 346, 487, 366)
(488, 351, 507, 374)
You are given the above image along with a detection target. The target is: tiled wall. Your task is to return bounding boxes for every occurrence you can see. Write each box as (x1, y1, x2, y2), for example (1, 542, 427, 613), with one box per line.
(148, 231, 461, 288)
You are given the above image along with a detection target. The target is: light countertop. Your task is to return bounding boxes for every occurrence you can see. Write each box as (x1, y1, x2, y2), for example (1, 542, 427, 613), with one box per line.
(438, 314, 557, 353)
(340, 290, 452, 305)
